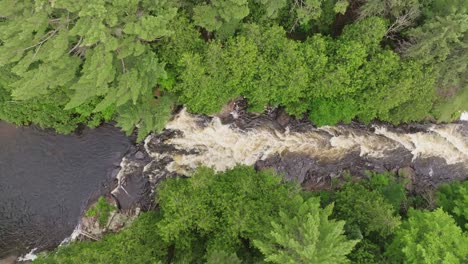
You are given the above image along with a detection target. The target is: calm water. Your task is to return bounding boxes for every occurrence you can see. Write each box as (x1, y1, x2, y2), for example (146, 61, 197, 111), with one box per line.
(0, 122, 131, 258)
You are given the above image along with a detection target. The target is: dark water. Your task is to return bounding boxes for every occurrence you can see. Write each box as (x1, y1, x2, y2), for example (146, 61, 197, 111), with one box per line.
(0, 122, 131, 258)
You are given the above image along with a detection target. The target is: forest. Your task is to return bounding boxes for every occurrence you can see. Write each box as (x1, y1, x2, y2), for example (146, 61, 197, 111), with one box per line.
(0, 0, 467, 263)
(0, 0, 466, 140)
(33, 166, 468, 263)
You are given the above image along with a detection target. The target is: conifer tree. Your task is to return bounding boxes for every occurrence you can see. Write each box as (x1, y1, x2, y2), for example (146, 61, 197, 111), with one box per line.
(254, 198, 359, 264)
(0, 0, 177, 137)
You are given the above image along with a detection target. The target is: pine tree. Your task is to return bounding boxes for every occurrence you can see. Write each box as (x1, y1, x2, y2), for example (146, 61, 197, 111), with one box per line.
(0, 0, 177, 137)
(254, 198, 359, 264)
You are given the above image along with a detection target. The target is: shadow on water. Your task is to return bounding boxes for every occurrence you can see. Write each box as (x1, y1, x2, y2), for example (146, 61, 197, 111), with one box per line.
(0, 122, 131, 258)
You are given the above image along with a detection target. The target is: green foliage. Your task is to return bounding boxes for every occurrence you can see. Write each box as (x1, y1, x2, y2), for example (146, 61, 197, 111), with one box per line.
(358, 0, 421, 33)
(333, 182, 401, 239)
(170, 17, 436, 125)
(0, 0, 177, 137)
(291, 0, 325, 31)
(437, 181, 468, 230)
(254, 197, 359, 264)
(33, 212, 167, 264)
(401, 2, 468, 121)
(157, 165, 303, 262)
(115, 95, 175, 141)
(85, 197, 116, 227)
(367, 172, 407, 210)
(0, 0, 464, 137)
(167, 42, 237, 114)
(193, 0, 250, 38)
(386, 208, 468, 264)
(206, 251, 242, 264)
(347, 238, 385, 264)
(0, 63, 114, 132)
(155, 15, 205, 69)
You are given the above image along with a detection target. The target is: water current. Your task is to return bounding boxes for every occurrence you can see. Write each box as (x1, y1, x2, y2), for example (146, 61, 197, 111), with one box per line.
(0, 122, 130, 259)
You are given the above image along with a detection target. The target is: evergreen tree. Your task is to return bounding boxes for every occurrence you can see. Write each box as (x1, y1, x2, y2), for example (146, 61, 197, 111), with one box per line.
(0, 0, 177, 137)
(254, 197, 359, 264)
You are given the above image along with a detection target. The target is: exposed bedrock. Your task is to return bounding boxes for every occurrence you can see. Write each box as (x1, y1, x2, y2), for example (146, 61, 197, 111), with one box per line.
(112, 106, 468, 208)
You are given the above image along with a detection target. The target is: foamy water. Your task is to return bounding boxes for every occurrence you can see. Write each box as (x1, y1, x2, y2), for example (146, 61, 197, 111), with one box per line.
(147, 109, 468, 175)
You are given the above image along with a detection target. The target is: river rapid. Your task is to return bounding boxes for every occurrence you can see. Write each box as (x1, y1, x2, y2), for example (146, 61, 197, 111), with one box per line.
(0, 122, 131, 259)
(115, 107, 468, 211)
(1, 107, 467, 260)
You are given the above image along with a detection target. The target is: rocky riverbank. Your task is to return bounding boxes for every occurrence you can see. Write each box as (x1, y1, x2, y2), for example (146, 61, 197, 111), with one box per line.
(38, 102, 467, 259)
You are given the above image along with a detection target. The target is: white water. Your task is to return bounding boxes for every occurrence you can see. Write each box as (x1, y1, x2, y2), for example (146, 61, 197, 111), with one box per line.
(461, 112, 468, 121)
(146, 109, 468, 176)
(17, 248, 38, 262)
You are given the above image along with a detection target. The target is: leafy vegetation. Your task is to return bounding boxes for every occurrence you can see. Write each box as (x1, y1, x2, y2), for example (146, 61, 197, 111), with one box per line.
(33, 211, 167, 264)
(0, 0, 466, 140)
(254, 197, 359, 264)
(85, 196, 116, 227)
(437, 180, 468, 230)
(34, 167, 468, 263)
(386, 208, 468, 263)
(2, 0, 466, 262)
(0, 0, 176, 139)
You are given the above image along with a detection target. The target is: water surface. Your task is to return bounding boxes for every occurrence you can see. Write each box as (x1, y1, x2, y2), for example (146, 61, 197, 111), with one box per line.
(0, 122, 131, 258)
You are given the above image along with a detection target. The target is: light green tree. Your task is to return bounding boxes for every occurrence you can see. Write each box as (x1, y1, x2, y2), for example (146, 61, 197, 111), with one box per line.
(193, 0, 250, 38)
(386, 208, 468, 264)
(254, 197, 359, 264)
(0, 0, 177, 138)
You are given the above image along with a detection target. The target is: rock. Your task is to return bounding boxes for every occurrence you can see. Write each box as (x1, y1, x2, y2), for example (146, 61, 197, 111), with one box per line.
(0, 255, 18, 264)
(135, 151, 145, 160)
(217, 99, 239, 124)
(106, 212, 131, 232)
(275, 109, 293, 128)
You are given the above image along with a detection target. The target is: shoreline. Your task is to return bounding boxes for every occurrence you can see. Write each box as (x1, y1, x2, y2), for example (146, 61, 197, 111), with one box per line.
(8, 106, 468, 262)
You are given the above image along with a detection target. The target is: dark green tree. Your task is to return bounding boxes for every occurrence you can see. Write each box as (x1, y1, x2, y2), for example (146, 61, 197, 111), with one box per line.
(437, 181, 468, 230)
(156, 166, 303, 262)
(333, 182, 401, 240)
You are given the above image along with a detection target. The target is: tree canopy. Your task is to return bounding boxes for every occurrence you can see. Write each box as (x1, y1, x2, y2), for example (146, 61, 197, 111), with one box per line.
(0, 0, 465, 139)
(386, 208, 468, 264)
(33, 169, 468, 264)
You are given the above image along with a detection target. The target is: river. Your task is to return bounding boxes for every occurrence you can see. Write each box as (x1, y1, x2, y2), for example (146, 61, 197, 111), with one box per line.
(129, 109, 468, 196)
(0, 122, 131, 259)
(1, 108, 467, 260)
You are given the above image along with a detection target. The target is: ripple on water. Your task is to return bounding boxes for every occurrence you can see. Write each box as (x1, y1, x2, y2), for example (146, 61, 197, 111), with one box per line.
(0, 122, 131, 258)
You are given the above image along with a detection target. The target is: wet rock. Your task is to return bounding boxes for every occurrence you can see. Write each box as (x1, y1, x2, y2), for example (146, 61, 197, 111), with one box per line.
(256, 153, 310, 183)
(275, 109, 293, 128)
(135, 151, 145, 160)
(0, 255, 18, 264)
(412, 157, 468, 190)
(217, 99, 239, 124)
(78, 206, 137, 241)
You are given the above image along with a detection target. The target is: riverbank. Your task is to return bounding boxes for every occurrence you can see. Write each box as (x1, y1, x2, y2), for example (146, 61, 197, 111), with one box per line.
(5, 104, 467, 262)
(68, 104, 468, 246)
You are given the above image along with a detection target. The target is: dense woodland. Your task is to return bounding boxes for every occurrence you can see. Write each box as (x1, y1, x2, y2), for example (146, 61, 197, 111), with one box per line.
(1, 0, 467, 263)
(0, 0, 467, 140)
(34, 166, 468, 263)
